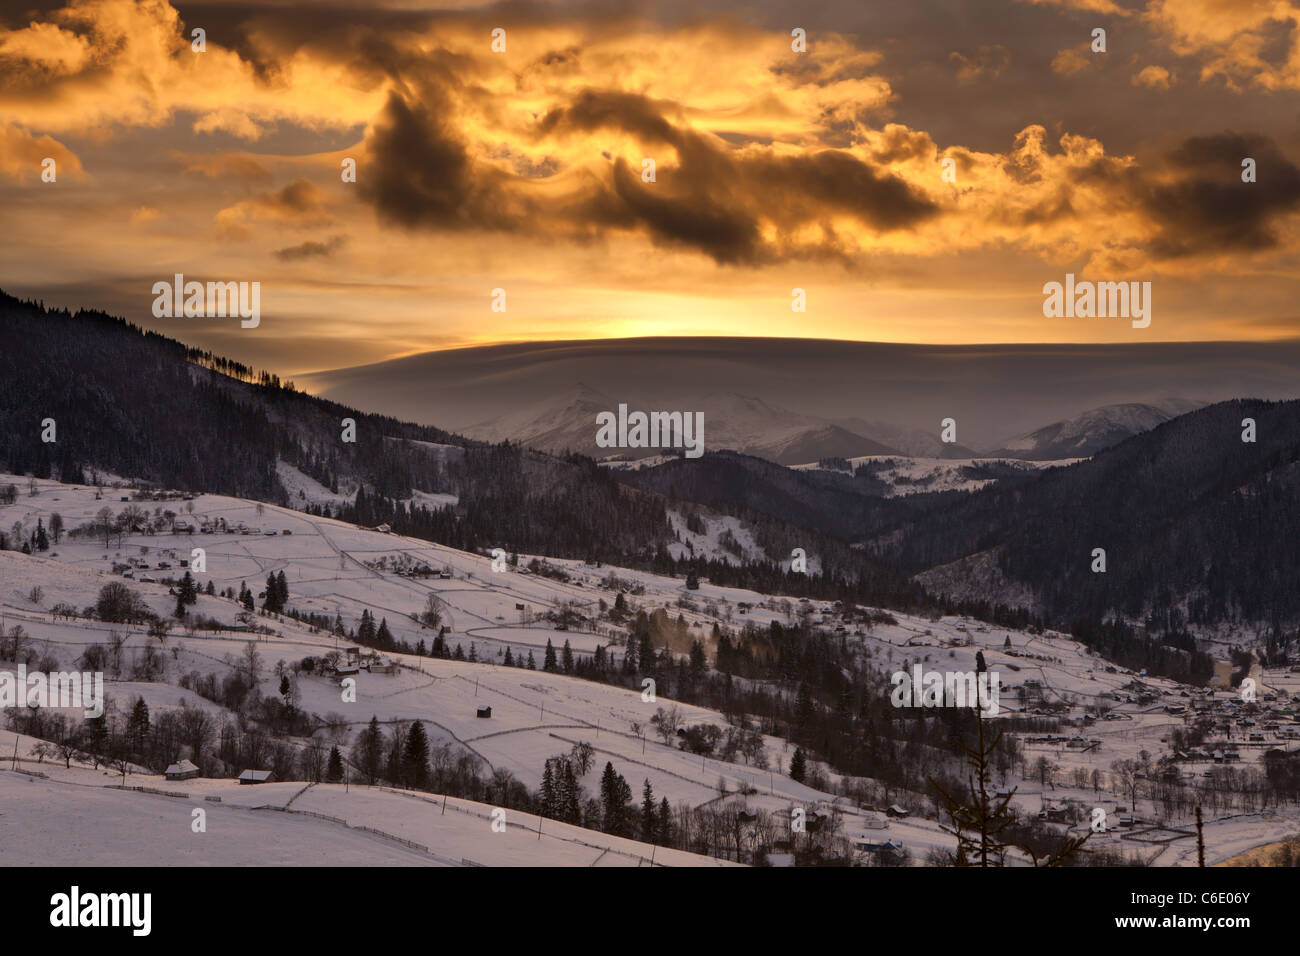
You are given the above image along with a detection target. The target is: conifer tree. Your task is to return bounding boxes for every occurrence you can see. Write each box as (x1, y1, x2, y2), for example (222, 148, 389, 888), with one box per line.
(326, 745, 344, 783)
(541, 760, 557, 818)
(403, 720, 429, 789)
(790, 747, 807, 783)
(929, 709, 1087, 867)
(657, 796, 673, 847)
(562, 760, 580, 823)
(641, 778, 657, 843)
(351, 715, 384, 785)
(599, 762, 632, 836)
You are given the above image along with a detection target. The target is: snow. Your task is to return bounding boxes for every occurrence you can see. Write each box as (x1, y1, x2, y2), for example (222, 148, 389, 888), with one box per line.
(4, 472, 1299, 867)
(790, 455, 1077, 497)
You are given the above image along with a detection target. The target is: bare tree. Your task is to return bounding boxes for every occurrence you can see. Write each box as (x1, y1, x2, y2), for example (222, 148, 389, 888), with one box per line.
(650, 704, 682, 745)
(95, 507, 115, 547)
(570, 740, 595, 776)
(420, 593, 445, 630)
(1111, 758, 1142, 810)
(241, 640, 263, 686)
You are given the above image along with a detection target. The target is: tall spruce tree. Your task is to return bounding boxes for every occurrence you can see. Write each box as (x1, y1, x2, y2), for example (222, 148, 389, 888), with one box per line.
(789, 747, 807, 783)
(403, 720, 429, 789)
(641, 778, 657, 843)
(326, 745, 344, 783)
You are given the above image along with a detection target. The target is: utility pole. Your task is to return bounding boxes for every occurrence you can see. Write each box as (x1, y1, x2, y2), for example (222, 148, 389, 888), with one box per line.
(1196, 806, 1206, 867)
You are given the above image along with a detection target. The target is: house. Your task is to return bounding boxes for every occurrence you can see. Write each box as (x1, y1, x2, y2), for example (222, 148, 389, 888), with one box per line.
(238, 769, 274, 785)
(885, 804, 910, 819)
(477, 706, 492, 718)
(855, 838, 904, 854)
(1038, 805, 1069, 823)
(164, 759, 200, 781)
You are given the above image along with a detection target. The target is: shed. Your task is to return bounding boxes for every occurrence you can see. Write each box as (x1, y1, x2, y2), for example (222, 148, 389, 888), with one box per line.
(164, 759, 200, 781)
(885, 804, 910, 818)
(238, 769, 274, 785)
(856, 838, 904, 854)
(477, 706, 492, 718)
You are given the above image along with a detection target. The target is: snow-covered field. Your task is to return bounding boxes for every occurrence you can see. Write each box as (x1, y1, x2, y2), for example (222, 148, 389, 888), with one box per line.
(790, 455, 1079, 497)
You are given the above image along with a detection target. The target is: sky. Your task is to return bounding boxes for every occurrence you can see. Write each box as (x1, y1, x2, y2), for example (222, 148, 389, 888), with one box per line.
(4, 0, 1300, 375)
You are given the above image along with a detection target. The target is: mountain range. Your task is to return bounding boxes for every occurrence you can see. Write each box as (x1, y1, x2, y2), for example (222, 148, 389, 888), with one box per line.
(298, 337, 1300, 465)
(6, 291, 1300, 645)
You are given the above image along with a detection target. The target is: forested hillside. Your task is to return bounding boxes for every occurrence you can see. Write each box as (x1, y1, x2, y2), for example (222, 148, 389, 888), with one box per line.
(872, 399, 1300, 638)
(0, 293, 916, 604)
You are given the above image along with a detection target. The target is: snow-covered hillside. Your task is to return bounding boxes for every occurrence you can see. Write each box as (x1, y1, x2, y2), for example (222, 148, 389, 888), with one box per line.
(984, 400, 1204, 460)
(3, 473, 1299, 867)
(790, 455, 1077, 497)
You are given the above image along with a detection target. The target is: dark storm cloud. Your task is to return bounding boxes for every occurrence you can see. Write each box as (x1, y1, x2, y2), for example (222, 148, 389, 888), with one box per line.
(359, 84, 938, 264)
(1139, 132, 1300, 258)
(359, 89, 525, 231)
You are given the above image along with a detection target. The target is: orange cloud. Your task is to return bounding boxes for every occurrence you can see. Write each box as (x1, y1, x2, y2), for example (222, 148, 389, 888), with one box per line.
(0, 123, 85, 180)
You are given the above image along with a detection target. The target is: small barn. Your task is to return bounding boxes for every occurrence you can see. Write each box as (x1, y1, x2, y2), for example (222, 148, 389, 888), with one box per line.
(855, 838, 903, 854)
(476, 706, 492, 719)
(238, 769, 275, 785)
(885, 804, 910, 819)
(164, 759, 200, 781)
(1038, 805, 1069, 823)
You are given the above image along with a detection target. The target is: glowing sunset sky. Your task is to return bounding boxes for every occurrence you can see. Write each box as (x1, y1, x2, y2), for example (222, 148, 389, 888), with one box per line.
(3, 0, 1300, 374)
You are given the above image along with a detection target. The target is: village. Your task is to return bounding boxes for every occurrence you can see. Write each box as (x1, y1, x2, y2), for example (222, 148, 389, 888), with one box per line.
(2, 472, 1299, 866)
